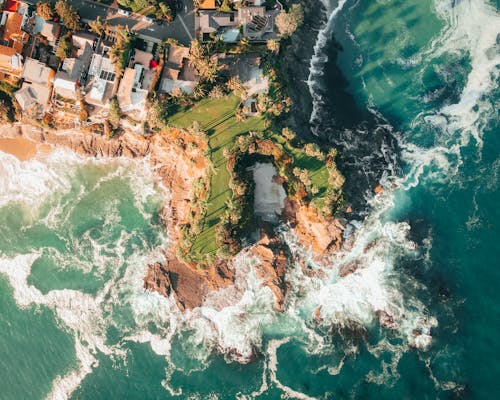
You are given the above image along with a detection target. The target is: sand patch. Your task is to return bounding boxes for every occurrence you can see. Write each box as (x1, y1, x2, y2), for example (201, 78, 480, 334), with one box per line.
(0, 137, 51, 161)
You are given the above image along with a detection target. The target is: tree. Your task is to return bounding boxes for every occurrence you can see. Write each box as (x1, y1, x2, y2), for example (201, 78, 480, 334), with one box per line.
(109, 26, 135, 76)
(304, 143, 325, 160)
(156, 2, 173, 23)
(55, 33, 73, 60)
(266, 39, 279, 53)
(89, 16, 106, 36)
(236, 36, 250, 53)
(220, 0, 231, 12)
(188, 40, 219, 83)
(276, 4, 304, 38)
(37, 1, 54, 21)
(0, 98, 13, 122)
(108, 96, 121, 131)
(281, 127, 296, 141)
(55, 0, 80, 31)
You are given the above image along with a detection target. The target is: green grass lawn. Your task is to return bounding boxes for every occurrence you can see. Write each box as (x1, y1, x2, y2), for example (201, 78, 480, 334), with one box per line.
(267, 132, 330, 199)
(167, 95, 266, 260)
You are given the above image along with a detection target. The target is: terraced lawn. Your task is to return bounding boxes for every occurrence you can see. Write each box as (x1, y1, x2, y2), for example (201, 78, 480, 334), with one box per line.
(167, 96, 266, 260)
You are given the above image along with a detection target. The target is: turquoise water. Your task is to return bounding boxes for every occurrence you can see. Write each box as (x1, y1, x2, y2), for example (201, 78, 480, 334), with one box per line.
(1, 0, 499, 398)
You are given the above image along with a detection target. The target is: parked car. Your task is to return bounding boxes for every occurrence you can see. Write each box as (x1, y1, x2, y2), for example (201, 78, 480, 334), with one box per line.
(118, 9, 131, 16)
(142, 16, 154, 23)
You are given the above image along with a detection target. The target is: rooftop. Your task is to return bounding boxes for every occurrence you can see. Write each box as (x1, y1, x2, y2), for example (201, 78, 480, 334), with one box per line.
(22, 57, 54, 85)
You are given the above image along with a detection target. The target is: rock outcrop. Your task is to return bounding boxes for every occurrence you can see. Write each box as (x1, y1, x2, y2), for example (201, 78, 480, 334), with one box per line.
(283, 198, 345, 255)
(0, 124, 344, 313)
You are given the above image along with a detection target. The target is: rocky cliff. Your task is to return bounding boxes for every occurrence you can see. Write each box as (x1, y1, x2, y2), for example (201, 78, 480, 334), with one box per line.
(0, 124, 343, 313)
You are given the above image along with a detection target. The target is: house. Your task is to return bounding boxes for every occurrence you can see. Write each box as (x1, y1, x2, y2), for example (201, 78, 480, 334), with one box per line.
(14, 57, 54, 113)
(238, 7, 278, 40)
(197, 6, 279, 42)
(0, 45, 22, 76)
(1, 11, 28, 52)
(198, 11, 238, 41)
(219, 53, 268, 96)
(84, 50, 116, 105)
(53, 58, 84, 99)
(53, 32, 96, 100)
(116, 67, 148, 111)
(117, 49, 155, 113)
(159, 44, 196, 94)
(39, 20, 61, 46)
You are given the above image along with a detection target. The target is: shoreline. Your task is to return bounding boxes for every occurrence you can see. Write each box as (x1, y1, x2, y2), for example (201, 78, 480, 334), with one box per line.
(0, 123, 345, 315)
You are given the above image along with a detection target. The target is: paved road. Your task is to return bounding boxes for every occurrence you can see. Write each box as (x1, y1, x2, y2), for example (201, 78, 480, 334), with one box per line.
(26, 0, 195, 45)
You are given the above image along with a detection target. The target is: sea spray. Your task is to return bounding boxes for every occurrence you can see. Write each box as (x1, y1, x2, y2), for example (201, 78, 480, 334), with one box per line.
(308, 0, 349, 125)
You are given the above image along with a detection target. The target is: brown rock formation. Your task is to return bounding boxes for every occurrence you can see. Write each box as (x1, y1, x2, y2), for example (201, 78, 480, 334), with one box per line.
(284, 198, 345, 255)
(248, 233, 289, 311)
(0, 124, 344, 313)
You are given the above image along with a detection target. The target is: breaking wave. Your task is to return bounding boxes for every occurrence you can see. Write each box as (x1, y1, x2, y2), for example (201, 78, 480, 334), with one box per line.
(0, 0, 498, 397)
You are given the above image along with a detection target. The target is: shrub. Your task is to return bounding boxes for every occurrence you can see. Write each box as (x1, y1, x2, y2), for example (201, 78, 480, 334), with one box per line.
(276, 4, 304, 38)
(209, 85, 224, 99)
(55, 33, 73, 60)
(188, 40, 219, 83)
(108, 96, 121, 130)
(266, 39, 279, 53)
(109, 25, 135, 77)
(303, 143, 325, 160)
(55, 0, 80, 31)
(79, 109, 88, 122)
(37, 1, 54, 20)
(281, 126, 296, 141)
(89, 16, 107, 36)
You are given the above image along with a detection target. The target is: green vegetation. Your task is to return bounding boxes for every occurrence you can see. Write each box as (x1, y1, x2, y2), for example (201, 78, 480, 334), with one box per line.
(54, 0, 80, 31)
(36, 1, 54, 21)
(167, 95, 265, 262)
(275, 3, 304, 38)
(165, 94, 343, 265)
(109, 26, 135, 77)
(117, 0, 175, 21)
(0, 81, 19, 122)
(55, 33, 73, 60)
(108, 97, 121, 127)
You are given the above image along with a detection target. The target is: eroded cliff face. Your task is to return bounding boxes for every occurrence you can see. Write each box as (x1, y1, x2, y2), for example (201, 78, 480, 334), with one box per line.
(0, 125, 343, 313)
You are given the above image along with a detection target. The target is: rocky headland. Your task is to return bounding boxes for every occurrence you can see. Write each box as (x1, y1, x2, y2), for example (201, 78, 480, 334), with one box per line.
(0, 124, 345, 312)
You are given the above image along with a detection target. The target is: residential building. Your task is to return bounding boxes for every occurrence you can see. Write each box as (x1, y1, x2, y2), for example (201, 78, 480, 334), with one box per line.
(85, 49, 116, 106)
(117, 49, 156, 115)
(38, 20, 61, 46)
(159, 44, 196, 94)
(197, 6, 279, 42)
(53, 32, 97, 100)
(14, 57, 54, 113)
(0, 44, 22, 76)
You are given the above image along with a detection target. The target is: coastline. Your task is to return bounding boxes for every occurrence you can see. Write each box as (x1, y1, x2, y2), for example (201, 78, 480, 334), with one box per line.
(0, 123, 345, 314)
(280, 0, 328, 140)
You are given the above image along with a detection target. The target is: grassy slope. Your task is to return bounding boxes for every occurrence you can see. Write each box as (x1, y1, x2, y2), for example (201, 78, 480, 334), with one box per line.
(167, 95, 265, 259)
(266, 132, 330, 200)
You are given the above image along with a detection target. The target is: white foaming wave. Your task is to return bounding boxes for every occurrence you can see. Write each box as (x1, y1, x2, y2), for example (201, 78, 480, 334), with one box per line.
(0, 149, 75, 210)
(308, 0, 349, 124)
(0, 252, 112, 400)
(424, 0, 500, 146)
(0, 148, 171, 399)
(267, 338, 317, 400)
(0, 245, 174, 399)
(185, 254, 278, 363)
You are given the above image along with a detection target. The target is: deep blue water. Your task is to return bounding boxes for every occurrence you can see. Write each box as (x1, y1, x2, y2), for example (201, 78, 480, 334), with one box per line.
(0, 0, 498, 398)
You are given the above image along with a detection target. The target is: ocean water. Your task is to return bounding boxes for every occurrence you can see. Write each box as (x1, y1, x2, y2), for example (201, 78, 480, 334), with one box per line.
(1, 0, 499, 398)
